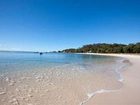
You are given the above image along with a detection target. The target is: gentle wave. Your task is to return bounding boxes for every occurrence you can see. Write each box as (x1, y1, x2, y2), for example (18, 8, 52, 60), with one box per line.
(80, 89, 117, 105)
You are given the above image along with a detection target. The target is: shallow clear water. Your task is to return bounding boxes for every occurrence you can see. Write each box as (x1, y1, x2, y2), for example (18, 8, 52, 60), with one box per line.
(0, 52, 129, 105)
(0, 52, 122, 73)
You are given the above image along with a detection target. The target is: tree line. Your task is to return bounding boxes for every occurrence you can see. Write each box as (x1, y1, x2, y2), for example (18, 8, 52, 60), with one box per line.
(61, 42, 140, 53)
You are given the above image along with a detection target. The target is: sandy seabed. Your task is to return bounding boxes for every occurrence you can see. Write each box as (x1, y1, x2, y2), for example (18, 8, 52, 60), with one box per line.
(0, 53, 139, 105)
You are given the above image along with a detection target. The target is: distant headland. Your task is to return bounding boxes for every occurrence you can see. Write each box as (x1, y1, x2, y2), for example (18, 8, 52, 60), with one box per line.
(61, 42, 140, 53)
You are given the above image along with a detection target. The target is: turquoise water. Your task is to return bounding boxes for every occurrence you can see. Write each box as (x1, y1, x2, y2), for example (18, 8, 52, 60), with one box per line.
(0, 52, 124, 74)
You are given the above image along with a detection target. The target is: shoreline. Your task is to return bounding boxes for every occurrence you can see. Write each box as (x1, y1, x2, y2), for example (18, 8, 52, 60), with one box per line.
(1, 53, 140, 105)
(80, 53, 140, 105)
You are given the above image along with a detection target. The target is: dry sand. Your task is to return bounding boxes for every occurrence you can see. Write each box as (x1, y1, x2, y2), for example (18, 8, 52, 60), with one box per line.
(84, 53, 140, 105)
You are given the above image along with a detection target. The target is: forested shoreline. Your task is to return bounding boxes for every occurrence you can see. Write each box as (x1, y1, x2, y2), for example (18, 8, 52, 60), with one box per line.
(61, 42, 140, 53)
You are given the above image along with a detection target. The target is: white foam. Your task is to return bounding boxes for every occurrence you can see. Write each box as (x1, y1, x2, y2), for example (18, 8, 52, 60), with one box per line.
(80, 89, 116, 105)
(115, 58, 129, 82)
(88, 89, 116, 98)
(117, 65, 126, 82)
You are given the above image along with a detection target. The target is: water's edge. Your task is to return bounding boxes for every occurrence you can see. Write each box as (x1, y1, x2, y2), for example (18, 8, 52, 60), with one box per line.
(79, 55, 131, 105)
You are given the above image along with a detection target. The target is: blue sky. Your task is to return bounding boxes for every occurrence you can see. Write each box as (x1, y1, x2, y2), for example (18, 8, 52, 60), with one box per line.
(0, 0, 140, 51)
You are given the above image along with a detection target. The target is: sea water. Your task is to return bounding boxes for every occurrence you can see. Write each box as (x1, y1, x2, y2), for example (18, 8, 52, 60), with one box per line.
(0, 52, 130, 105)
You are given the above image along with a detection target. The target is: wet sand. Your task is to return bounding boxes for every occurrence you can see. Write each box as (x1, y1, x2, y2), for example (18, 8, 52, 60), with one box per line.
(84, 54, 140, 105)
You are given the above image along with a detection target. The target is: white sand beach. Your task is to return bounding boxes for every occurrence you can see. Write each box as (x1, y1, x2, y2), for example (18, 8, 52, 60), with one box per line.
(84, 53, 140, 105)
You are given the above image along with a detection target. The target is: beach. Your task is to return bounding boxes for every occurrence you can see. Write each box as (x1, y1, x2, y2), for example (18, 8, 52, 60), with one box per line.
(84, 54, 140, 105)
(0, 53, 140, 105)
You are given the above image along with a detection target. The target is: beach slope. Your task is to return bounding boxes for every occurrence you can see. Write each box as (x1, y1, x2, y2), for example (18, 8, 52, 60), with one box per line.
(86, 54, 140, 105)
